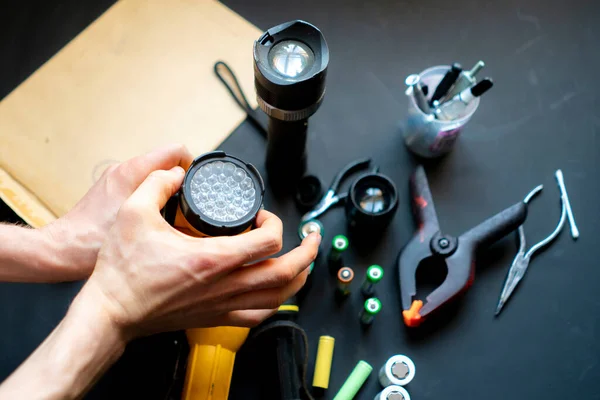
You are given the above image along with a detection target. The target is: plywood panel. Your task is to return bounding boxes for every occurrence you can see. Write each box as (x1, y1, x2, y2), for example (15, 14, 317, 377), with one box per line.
(0, 0, 261, 219)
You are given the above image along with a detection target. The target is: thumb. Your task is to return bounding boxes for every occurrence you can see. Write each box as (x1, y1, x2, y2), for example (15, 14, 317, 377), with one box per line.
(126, 166, 185, 210)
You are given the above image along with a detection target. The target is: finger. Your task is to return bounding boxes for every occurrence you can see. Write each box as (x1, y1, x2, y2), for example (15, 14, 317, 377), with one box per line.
(198, 210, 284, 269)
(132, 143, 194, 175)
(206, 232, 320, 297)
(218, 269, 309, 312)
(125, 166, 185, 211)
(208, 309, 278, 328)
(254, 209, 277, 229)
(115, 144, 194, 190)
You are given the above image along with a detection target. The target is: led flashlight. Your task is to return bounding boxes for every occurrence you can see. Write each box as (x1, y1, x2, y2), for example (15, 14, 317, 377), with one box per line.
(166, 151, 265, 237)
(253, 20, 329, 187)
(161, 151, 265, 400)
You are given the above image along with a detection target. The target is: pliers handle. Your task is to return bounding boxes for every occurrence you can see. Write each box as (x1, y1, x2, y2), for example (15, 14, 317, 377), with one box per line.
(301, 158, 373, 222)
(398, 166, 528, 327)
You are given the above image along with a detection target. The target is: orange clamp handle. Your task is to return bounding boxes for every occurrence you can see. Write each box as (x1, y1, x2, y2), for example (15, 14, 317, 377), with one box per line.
(402, 300, 424, 328)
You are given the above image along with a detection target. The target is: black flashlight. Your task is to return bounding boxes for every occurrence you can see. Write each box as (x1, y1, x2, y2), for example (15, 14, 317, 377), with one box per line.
(253, 20, 329, 189)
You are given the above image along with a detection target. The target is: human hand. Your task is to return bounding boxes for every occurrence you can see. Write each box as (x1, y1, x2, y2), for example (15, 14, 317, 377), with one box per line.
(41, 144, 193, 280)
(81, 166, 319, 339)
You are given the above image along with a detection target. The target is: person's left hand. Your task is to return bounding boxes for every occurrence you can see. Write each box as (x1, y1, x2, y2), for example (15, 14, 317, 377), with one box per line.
(42, 143, 193, 280)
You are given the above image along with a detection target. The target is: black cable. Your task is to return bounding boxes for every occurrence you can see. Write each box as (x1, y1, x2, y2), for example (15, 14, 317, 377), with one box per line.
(213, 61, 268, 137)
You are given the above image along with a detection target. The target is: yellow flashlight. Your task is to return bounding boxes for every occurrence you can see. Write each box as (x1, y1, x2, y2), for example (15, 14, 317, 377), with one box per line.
(162, 151, 265, 400)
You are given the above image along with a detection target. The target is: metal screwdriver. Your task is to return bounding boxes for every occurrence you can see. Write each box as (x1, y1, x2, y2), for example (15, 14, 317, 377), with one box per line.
(439, 60, 485, 102)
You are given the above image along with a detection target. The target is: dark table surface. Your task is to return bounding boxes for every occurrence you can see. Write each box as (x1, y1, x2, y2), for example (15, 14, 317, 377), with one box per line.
(1, 0, 600, 399)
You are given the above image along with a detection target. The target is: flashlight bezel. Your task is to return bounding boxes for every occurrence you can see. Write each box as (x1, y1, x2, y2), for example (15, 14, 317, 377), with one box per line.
(346, 173, 399, 231)
(179, 151, 265, 236)
(254, 20, 329, 116)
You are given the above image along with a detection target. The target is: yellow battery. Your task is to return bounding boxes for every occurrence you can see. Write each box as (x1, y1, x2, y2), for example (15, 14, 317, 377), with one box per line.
(312, 335, 335, 389)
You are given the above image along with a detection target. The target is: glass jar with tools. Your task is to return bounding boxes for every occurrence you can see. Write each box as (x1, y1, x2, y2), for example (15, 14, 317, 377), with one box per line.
(402, 63, 486, 158)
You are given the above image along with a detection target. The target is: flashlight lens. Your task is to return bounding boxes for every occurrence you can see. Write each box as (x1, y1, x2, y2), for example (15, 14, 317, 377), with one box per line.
(190, 161, 256, 222)
(358, 187, 389, 213)
(269, 40, 314, 78)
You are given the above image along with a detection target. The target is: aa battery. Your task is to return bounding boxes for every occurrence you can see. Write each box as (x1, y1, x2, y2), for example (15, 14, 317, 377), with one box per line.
(312, 335, 335, 389)
(298, 219, 324, 240)
(378, 355, 416, 387)
(328, 234, 349, 274)
(336, 267, 354, 296)
(332, 360, 372, 400)
(359, 298, 382, 325)
(374, 385, 411, 400)
(361, 265, 384, 296)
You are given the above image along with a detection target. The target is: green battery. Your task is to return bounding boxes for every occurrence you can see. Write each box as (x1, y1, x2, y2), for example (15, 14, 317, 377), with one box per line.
(359, 298, 382, 325)
(360, 265, 384, 297)
(298, 219, 324, 240)
(328, 234, 349, 274)
(333, 360, 372, 400)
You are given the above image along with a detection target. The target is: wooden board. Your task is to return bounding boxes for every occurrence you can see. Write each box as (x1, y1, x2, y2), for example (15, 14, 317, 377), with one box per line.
(0, 0, 261, 224)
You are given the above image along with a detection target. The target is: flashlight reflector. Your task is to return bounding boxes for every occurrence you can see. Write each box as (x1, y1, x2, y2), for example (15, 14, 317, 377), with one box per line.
(358, 187, 388, 213)
(190, 161, 256, 222)
(346, 173, 398, 235)
(269, 40, 314, 79)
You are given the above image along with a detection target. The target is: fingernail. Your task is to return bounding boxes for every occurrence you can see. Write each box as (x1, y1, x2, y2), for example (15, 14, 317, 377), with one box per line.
(310, 232, 322, 245)
(171, 166, 185, 175)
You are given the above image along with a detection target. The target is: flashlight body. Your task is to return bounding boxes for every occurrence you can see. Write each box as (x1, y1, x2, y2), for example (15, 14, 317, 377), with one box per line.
(266, 117, 308, 185)
(254, 20, 329, 190)
(182, 327, 249, 400)
(178, 200, 251, 400)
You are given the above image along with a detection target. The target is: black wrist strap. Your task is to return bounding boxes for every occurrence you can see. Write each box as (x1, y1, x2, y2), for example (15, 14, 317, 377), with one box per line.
(214, 61, 268, 137)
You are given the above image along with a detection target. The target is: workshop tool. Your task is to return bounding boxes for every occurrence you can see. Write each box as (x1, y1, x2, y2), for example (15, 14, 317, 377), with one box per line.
(333, 360, 373, 400)
(439, 60, 485, 102)
(495, 180, 568, 316)
(434, 78, 494, 121)
(398, 166, 528, 327)
(346, 172, 399, 236)
(312, 335, 336, 390)
(361, 265, 384, 296)
(555, 169, 579, 239)
(254, 20, 329, 188)
(374, 385, 411, 400)
(405, 74, 431, 114)
(429, 63, 462, 106)
(298, 219, 324, 240)
(161, 151, 265, 400)
(337, 267, 355, 296)
(302, 158, 373, 222)
(379, 355, 416, 387)
(359, 297, 382, 325)
(328, 234, 349, 274)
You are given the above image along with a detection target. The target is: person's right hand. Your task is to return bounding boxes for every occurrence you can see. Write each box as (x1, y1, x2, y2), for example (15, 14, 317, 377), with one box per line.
(78, 165, 320, 340)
